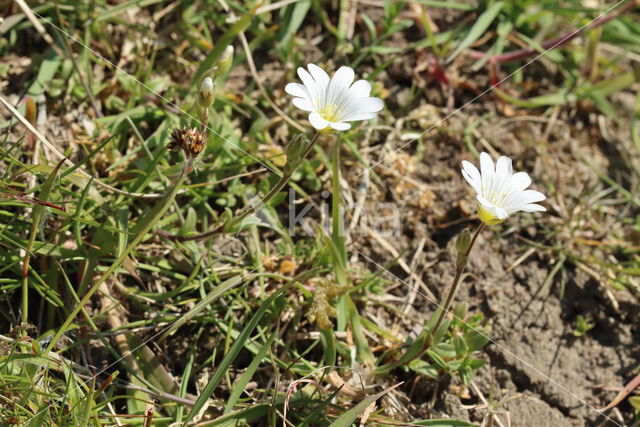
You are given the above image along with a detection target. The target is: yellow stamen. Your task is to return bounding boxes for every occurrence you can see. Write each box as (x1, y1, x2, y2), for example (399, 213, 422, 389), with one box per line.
(319, 104, 338, 122)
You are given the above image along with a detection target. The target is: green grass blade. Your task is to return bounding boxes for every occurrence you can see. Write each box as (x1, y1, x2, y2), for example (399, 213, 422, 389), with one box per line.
(446, 1, 504, 63)
(44, 166, 188, 354)
(194, 11, 253, 84)
(23, 158, 64, 324)
(328, 382, 402, 426)
(158, 273, 252, 342)
(223, 331, 275, 414)
(185, 277, 299, 422)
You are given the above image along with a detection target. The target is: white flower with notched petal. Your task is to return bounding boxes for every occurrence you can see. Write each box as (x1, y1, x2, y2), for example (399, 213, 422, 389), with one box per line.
(461, 152, 546, 225)
(285, 64, 384, 131)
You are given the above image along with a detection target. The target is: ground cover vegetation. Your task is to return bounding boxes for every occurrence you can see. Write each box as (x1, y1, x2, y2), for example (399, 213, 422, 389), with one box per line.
(1, 0, 639, 425)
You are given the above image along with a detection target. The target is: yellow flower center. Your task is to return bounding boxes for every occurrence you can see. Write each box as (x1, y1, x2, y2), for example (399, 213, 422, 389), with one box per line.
(319, 104, 339, 122)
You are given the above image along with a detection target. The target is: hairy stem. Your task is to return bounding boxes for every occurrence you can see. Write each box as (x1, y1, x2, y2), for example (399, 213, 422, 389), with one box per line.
(431, 223, 485, 335)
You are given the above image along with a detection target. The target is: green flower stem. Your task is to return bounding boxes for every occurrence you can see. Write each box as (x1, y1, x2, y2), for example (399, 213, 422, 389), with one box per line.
(431, 223, 484, 335)
(374, 223, 485, 375)
(330, 136, 347, 268)
(43, 165, 189, 355)
(177, 132, 321, 242)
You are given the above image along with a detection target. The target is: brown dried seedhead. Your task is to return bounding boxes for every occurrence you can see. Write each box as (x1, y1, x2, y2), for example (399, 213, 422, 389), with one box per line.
(168, 127, 205, 158)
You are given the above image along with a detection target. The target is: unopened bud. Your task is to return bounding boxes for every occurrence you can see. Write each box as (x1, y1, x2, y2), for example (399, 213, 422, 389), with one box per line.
(284, 134, 309, 175)
(200, 76, 214, 98)
(455, 228, 471, 268)
(215, 45, 234, 79)
(198, 76, 215, 110)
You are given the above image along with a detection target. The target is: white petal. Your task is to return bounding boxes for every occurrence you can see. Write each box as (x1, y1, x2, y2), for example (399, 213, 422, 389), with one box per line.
(495, 206, 509, 219)
(338, 97, 383, 121)
(479, 152, 495, 194)
(285, 83, 308, 99)
(308, 112, 329, 130)
(349, 79, 372, 98)
(519, 203, 546, 212)
(495, 156, 513, 180)
(307, 63, 330, 89)
(496, 156, 513, 176)
(326, 66, 355, 108)
(332, 66, 355, 90)
(356, 97, 384, 113)
(520, 190, 546, 204)
(502, 189, 546, 211)
(292, 97, 314, 112)
(510, 172, 532, 192)
(492, 156, 513, 197)
(342, 112, 376, 122)
(461, 160, 482, 193)
(297, 67, 319, 104)
(329, 121, 351, 131)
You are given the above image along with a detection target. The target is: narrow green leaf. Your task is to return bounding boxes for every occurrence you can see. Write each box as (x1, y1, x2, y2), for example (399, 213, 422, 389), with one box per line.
(23, 159, 64, 322)
(158, 274, 250, 342)
(329, 382, 402, 426)
(185, 275, 301, 422)
(279, 0, 311, 49)
(206, 404, 269, 426)
(411, 419, 475, 426)
(223, 332, 275, 413)
(493, 87, 575, 108)
(447, 2, 504, 63)
(346, 295, 375, 365)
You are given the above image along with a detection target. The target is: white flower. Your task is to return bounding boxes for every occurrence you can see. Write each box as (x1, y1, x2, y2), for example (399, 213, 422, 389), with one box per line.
(461, 152, 546, 225)
(285, 64, 384, 131)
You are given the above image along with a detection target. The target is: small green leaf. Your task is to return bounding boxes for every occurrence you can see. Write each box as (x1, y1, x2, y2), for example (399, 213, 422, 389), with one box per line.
(408, 359, 439, 379)
(454, 335, 468, 356)
(426, 349, 448, 370)
(433, 343, 457, 359)
(464, 329, 489, 352)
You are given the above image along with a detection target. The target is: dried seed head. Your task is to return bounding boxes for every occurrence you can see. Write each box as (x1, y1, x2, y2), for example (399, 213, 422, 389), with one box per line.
(169, 127, 205, 159)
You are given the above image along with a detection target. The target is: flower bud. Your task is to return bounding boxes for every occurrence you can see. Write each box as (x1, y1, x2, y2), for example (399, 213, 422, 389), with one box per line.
(283, 134, 309, 175)
(200, 76, 214, 98)
(198, 76, 215, 110)
(214, 45, 234, 79)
